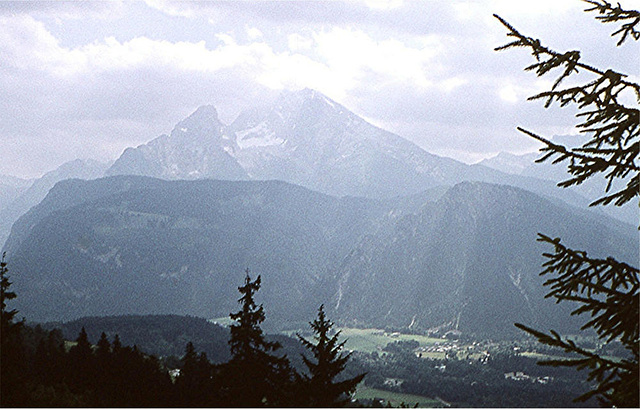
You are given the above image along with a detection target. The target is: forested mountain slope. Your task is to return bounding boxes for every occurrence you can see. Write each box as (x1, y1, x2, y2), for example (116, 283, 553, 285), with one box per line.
(6, 177, 634, 336)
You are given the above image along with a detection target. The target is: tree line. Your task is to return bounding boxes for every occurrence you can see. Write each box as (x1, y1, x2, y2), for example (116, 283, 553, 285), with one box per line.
(1, 262, 364, 407)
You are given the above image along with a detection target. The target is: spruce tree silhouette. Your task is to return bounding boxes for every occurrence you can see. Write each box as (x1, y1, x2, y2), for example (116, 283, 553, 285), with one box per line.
(222, 269, 294, 407)
(176, 341, 214, 406)
(297, 305, 365, 407)
(96, 332, 111, 363)
(495, 1, 639, 406)
(0, 253, 19, 339)
(0, 253, 26, 406)
(68, 327, 95, 392)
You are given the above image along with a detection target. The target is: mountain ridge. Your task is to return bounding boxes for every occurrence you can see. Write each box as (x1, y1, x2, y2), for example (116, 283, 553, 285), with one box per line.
(103, 89, 604, 217)
(5, 176, 634, 336)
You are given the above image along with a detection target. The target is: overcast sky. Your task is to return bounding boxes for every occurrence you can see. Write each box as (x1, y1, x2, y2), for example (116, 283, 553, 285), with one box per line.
(1, 0, 638, 179)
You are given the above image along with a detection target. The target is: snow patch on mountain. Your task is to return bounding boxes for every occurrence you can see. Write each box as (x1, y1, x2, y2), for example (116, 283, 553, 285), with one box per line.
(235, 122, 284, 149)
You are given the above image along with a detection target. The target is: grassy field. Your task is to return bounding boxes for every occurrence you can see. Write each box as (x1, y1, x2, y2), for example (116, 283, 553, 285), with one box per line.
(337, 327, 442, 353)
(521, 351, 556, 360)
(354, 385, 443, 408)
(209, 316, 234, 327)
(522, 350, 624, 363)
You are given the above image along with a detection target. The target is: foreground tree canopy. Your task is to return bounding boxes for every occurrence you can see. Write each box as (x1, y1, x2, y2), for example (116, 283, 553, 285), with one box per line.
(0, 264, 364, 407)
(495, 0, 639, 406)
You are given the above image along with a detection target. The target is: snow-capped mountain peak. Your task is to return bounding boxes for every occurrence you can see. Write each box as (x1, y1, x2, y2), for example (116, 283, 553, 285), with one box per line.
(106, 88, 467, 197)
(105, 88, 605, 209)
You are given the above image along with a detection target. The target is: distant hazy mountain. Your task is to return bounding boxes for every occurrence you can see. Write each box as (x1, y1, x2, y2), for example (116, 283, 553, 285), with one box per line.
(0, 174, 32, 212)
(106, 106, 247, 181)
(478, 152, 540, 176)
(224, 88, 467, 198)
(6, 177, 634, 336)
(480, 151, 637, 225)
(0, 159, 110, 247)
(106, 89, 596, 214)
(106, 89, 461, 197)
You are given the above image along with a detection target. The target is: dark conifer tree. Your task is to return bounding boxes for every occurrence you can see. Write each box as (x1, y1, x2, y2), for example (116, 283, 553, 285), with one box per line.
(96, 332, 111, 362)
(33, 338, 57, 386)
(495, 1, 639, 406)
(176, 341, 211, 406)
(297, 305, 365, 407)
(0, 253, 27, 406)
(93, 331, 115, 404)
(112, 333, 122, 355)
(222, 269, 295, 407)
(0, 253, 19, 337)
(67, 327, 95, 393)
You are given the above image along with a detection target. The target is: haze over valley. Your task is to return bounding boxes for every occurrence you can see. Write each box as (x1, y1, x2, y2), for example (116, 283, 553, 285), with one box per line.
(2, 89, 635, 336)
(1, 2, 637, 407)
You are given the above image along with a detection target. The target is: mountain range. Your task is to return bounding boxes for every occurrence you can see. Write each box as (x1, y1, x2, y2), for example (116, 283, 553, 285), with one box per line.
(0, 159, 110, 246)
(103, 89, 601, 217)
(2, 88, 636, 336)
(2, 88, 632, 244)
(5, 176, 635, 336)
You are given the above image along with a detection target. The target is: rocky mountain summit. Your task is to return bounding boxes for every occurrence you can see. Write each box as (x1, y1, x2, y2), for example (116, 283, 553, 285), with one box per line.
(106, 89, 592, 207)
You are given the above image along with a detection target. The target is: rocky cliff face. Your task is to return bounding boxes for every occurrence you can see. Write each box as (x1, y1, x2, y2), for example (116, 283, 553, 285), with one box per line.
(107, 105, 248, 181)
(105, 89, 519, 199)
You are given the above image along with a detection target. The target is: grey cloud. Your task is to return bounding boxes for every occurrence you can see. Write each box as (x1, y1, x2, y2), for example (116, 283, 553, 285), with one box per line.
(149, 1, 461, 38)
(0, 1, 123, 17)
(348, 74, 578, 158)
(0, 55, 279, 177)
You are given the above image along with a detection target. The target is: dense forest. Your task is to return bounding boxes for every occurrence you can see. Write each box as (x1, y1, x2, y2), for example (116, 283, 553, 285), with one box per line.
(1, 265, 364, 407)
(0, 257, 607, 407)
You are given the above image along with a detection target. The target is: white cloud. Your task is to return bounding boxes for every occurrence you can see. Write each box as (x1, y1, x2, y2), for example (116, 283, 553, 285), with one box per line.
(498, 84, 518, 103)
(357, 0, 404, 10)
(453, 0, 579, 22)
(288, 33, 314, 52)
(0, 17, 456, 104)
(0, 15, 68, 72)
(440, 76, 468, 92)
(246, 26, 263, 41)
(313, 27, 441, 89)
(497, 78, 555, 104)
(0, 17, 276, 78)
(489, 0, 578, 16)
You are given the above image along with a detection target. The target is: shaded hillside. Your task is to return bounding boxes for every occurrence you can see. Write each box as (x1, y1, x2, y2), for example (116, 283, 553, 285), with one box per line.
(8, 177, 387, 328)
(6, 177, 634, 336)
(3, 175, 169, 255)
(333, 182, 636, 336)
(0, 159, 109, 247)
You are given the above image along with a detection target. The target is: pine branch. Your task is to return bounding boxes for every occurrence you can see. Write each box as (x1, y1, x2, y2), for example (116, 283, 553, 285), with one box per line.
(518, 128, 639, 207)
(583, 0, 640, 45)
(536, 234, 639, 345)
(494, 14, 640, 92)
(514, 323, 633, 404)
(500, 3, 640, 406)
(522, 128, 639, 172)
